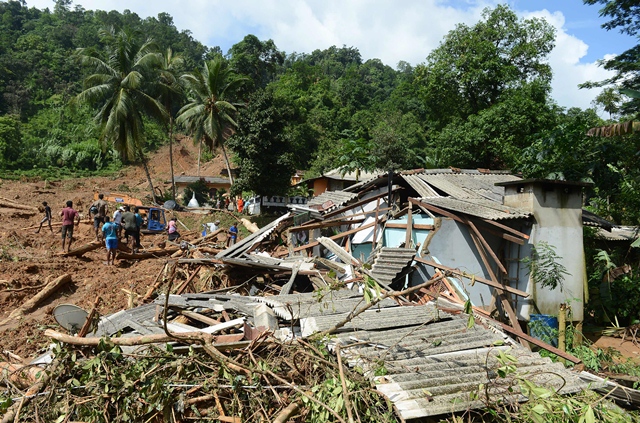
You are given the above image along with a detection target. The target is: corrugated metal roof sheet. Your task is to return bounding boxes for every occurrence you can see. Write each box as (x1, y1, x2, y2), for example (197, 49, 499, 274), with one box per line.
(215, 213, 291, 259)
(418, 173, 521, 202)
(402, 174, 441, 198)
(321, 308, 593, 420)
(307, 190, 358, 211)
(419, 197, 531, 220)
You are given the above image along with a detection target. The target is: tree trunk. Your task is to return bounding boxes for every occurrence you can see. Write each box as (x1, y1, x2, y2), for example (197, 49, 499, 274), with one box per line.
(197, 137, 202, 177)
(221, 143, 234, 185)
(169, 117, 176, 201)
(140, 151, 158, 204)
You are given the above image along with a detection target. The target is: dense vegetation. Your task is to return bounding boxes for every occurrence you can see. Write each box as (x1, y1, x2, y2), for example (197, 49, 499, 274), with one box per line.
(1, 0, 640, 227)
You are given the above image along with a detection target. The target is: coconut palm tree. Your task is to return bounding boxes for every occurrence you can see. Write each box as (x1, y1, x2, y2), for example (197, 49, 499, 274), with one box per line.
(177, 58, 246, 183)
(157, 48, 184, 201)
(75, 27, 167, 202)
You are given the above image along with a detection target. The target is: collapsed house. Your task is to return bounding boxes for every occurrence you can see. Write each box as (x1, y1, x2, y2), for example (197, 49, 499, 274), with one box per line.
(16, 168, 638, 421)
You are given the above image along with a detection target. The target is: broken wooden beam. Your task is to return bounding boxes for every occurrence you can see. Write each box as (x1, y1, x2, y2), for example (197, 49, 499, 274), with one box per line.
(290, 221, 377, 253)
(60, 241, 102, 257)
(413, 257, 529, 298)
(289, 218, 365, 232)
(496, 321, 581, 364)
(117, 247, 180, 260)
(1, 274, 72, 325)
(44, 328, 250, 350)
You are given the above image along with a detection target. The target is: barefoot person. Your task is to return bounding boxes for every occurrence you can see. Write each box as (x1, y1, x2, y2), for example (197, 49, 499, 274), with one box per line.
(60, 200, 80, 253)
(101, 216, 118, 265)
(35, 201, 54, 234)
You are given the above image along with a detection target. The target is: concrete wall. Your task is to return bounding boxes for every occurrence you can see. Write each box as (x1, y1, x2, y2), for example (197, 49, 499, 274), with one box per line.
(423, 219, 499, 310)
(504, 183, 585, 321)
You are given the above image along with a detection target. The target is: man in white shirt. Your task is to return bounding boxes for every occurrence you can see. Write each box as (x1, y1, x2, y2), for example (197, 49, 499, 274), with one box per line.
(113, 206, 125, 239)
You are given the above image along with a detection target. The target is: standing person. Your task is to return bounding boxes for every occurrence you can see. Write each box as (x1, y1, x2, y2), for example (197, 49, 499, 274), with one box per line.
(60, 200, 80, 253)
(167, 218, 180, 241)
(224, 197, 230, 210)
(90, 193, 109, 241)
(226, 222, 238, 247)
(121, 206, 137, 252)
(133, 207, 143, 250)
(35, 201, 54, 234)
(237, 196, 244, 214)
(101, 216, 118, 266)
(112, 206, 124, 239)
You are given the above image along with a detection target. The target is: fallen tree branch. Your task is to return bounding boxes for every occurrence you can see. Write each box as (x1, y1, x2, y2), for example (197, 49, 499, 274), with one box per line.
(273, 401, 301, 423)
(116, 247, 179, 260)
(1, 274, 72, 325)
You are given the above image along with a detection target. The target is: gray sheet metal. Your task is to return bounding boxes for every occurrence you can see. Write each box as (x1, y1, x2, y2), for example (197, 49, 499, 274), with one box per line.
(419, 197, 530, 220)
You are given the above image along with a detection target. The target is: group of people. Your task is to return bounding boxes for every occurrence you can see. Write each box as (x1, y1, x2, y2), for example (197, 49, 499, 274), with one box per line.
(37, 193, 242, 263)
(91, 194, 144, 265)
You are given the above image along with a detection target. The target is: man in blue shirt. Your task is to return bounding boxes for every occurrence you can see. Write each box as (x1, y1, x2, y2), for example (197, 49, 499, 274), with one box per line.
(227, 223, 238, 247)
(102, 216, 118, 266)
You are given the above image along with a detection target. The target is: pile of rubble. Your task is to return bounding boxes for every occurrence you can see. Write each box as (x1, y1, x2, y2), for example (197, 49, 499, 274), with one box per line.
(2, 169, 639, 422)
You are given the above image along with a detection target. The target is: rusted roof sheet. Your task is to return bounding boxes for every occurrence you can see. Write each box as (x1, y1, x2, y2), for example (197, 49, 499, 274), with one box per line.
(419, 197, 531, 220)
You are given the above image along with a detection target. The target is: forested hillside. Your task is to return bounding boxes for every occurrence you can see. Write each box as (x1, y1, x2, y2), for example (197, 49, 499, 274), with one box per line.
(1, 0, 640, 224)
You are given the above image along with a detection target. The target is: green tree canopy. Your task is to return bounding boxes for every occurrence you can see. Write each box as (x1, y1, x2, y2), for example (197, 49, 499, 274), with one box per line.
(226, 89, 295, 197)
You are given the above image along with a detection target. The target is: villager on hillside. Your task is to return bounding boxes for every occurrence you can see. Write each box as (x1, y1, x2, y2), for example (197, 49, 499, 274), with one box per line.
(35, 201, 53, 234)
(133, 207, 143, 250)
(112, 206, 124, 239)
(167, 217, 180, 242)
(237, 196, 244, 214)
(90, 193, 108, 241)
(227, 222, 238, 247)
(121, 206, 137, 252)
(101, 215, 118, 266)
(60, 200, 80, 253)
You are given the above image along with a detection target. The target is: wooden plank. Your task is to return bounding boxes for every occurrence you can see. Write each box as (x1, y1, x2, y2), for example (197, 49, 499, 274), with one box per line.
(289, 218, 364, 232)
(414, 257, 529, 298)
(322, 189, 401, 219)
(405, 206, 413, 247)
(465, 227, 524, 338)
(290, 221, 377, 253)
(465, 219, 508, 275)
(372, 198, 381, 248)
(386, 223, 434, 230)
(175, 265, 202, 295)
(280, 261, 300, 295)
(179, 309, 220, 326)
(481, 218, 530, 240)
(497, 322, 581, 363)
(300, 207, 391, 228)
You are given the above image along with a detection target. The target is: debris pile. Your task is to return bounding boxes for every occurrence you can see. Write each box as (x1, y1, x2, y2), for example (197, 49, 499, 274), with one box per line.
(2, 169, 640, 422)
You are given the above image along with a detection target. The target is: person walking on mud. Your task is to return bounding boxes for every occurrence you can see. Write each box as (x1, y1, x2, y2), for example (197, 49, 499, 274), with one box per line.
(90, 193, 109, 241)
(121, 206, 138, 252)
(101, 216, 118, 265)
(226, 222, 238, 247)
(60, 200, 80, 253)
(35, 201, 54, 234)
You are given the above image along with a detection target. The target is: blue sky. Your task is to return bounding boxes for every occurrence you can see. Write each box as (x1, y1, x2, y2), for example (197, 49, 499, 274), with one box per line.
(26, 0, 639, 111)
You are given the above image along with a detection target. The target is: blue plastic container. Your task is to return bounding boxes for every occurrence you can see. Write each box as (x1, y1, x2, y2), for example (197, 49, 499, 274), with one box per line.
(529, 314, 559, 347)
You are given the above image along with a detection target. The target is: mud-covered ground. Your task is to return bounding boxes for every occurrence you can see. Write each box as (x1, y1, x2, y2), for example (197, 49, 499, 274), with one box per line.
(0, 137, 230, 359)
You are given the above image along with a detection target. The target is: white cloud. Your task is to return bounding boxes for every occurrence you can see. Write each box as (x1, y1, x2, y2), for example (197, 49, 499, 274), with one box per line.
(26, 0, 618, 110)
(523, 9, 615, 111)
